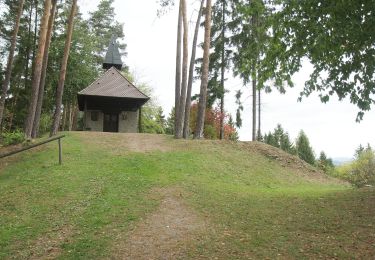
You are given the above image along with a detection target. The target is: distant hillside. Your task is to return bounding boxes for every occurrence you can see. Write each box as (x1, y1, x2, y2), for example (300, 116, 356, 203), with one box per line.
(333, 157, 353, 166)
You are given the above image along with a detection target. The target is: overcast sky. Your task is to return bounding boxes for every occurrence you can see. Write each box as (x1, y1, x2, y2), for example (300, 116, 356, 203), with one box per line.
(80, 0, 375, 159)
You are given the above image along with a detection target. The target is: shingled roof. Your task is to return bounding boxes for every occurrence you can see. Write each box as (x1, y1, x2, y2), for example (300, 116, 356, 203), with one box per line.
(78, 67, 149, 102)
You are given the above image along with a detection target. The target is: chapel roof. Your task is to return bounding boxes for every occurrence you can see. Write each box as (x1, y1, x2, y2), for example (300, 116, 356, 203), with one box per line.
(78, 67, 149, 100)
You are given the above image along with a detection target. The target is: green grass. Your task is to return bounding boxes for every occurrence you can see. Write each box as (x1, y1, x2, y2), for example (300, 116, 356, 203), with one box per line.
(0, 132, 374, 259)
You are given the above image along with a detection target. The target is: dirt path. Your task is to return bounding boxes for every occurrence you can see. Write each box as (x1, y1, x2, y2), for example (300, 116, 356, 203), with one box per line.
(112, 188, 208, 259)
(78, 132, 175, 154)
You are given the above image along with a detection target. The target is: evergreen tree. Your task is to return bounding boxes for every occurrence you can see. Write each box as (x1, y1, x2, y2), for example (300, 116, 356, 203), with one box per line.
(50, 0, 77, 136)
(88, 0, 126, 67)
(317, 151, 334, 174)
(0, 0, 25, 130)
(165, 107, 175, 135)
(296, 130, 315, 165)
(24, 0, 52, 139)
(194, 0, 213, 139)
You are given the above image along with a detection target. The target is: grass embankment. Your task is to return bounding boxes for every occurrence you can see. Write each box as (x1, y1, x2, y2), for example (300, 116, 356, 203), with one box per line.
(0, 132, 374, 259)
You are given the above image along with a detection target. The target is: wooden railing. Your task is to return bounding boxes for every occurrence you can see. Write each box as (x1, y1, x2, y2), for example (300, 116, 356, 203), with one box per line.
(0, 135, 65, 165)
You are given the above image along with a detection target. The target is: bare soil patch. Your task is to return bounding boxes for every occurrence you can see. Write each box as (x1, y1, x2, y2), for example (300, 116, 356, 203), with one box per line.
(111, 187, 208, 259)
(77, 132, 176, 154)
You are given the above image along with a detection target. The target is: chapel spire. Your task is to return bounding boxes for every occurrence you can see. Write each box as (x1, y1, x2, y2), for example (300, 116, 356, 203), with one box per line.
(102, 35, 122, 70)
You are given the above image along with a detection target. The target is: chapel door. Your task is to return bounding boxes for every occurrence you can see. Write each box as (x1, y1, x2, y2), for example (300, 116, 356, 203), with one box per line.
(103, 113, 118, 132)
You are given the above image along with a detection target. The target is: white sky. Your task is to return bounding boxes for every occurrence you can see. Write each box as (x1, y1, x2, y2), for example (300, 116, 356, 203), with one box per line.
(80, 0, 375, 159)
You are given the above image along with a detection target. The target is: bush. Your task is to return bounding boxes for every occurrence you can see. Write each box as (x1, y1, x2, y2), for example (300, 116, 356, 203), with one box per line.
(1, 130, 25, 146)
(334, 150, 375, 187)
(204, 125, 217, 139)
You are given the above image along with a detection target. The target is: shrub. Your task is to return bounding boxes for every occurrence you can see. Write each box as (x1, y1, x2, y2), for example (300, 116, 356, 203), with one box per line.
(334, 150, 375, 187)
(1, 130, 25, 146)
(204, 125, 217, 139)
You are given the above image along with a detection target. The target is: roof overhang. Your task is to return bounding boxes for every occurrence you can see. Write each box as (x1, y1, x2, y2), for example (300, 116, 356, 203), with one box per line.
(77, 94, 149, 112)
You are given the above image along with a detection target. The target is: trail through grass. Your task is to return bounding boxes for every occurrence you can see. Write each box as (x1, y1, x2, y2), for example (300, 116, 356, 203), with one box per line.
(0, 132, 374, 259)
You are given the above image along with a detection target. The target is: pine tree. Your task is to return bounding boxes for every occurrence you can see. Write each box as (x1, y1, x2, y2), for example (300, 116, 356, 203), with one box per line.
(24, 0, 52, 139)
(175, 0, 189, 139)
(31, 0, 57, 138)
(50, 0, 77, 136)
(183, 0, 204, 139)
(194, 0, 213, 139)
(174, 0, 182, 138)
(296, 130, 315, 165)
(0, 0, 25, 130)
(88, 0, 126, 65)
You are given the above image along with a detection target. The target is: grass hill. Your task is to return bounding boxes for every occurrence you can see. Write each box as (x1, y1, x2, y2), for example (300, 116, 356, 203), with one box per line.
(0, 132, 374, 259)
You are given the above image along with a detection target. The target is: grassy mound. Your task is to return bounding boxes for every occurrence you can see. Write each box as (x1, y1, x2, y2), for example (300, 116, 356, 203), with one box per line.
(0, 132, 373, 259)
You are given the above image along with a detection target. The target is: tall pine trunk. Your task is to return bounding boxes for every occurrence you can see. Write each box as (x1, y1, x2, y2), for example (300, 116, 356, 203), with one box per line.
(219, 0, 226, 140)
(257, 88, 261, 140)
(174, 0, 182, 138)
(194, 0, 212, 139)
(50, 0, 77, 136)
(24, 0, 51, 139)
(0, 0, 25, 130)
(183, 0, 204, 139)
(24, 2, 34, 91)
(32, 0, 57, 138)
(252, 69, 256, 141)
(175, 0, 188, 138)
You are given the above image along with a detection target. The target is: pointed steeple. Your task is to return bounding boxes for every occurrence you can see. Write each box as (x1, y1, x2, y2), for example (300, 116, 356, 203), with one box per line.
(103, 35, 123, 70)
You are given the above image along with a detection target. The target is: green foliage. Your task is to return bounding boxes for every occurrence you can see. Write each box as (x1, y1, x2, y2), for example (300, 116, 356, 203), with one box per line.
(204, 124, 217, 139)
(235, 90, 243, 128)
(165, 107, 175, 135)
(335, 146, 375, 187)
(317, 151, 335, 174)
(88, 0, 126, 65)
(135, 81, 166, 134)
(1, 129, 25, 146)
(272, 0, 375, 120)
(264, 124, 296, 155)
(38, 113, 53, 136)
(296, 130, 315, 165)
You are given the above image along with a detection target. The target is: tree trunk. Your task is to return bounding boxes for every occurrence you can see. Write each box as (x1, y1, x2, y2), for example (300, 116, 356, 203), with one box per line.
(24, 1, 34, 90)
(32, 0, 57, 138)
(8, 92, 19, 130)
(257, 88, 261, 140)
(219, 0, 226, 140)
(175, 0, 188, 138)
(0, 0, 25, 130)
(62, 102, 67, 131)
(50, 0, 77, 136)
(194, 0, 212, 139)
(183, 0, 204, 139)
(174, 0, 182, 138)
(68, 103, 73, 131)
(72, 103, 78, 131)
(29, 0, 39, 91)
(252, 70, 256, 141)
(24, 0, 52, 139)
